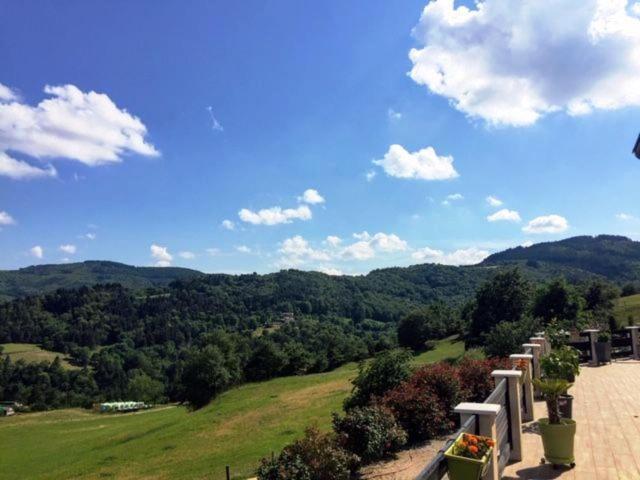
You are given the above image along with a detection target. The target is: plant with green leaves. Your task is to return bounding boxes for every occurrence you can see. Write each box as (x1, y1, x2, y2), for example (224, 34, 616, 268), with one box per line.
(540, 346, 580, 382)
(533, 378, 571, 424)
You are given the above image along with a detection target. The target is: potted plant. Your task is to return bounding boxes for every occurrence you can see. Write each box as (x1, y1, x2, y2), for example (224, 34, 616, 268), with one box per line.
(540, 347, 579, 419)
(595, 331, 611, 364)
(444, 432, 494, 480)
(533, 378, 576, 468)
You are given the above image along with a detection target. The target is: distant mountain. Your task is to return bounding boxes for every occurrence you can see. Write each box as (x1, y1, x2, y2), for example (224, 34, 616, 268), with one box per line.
(482, 235, 640, 282)
(1, 235, 640, 302)
(0, 261, 203, 301)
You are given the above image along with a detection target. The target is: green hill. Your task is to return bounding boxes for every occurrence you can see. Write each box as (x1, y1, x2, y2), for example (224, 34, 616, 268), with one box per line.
(613, 293, 640, 326)
(0, 261, 203, 301)
(0, 338, 464, 480)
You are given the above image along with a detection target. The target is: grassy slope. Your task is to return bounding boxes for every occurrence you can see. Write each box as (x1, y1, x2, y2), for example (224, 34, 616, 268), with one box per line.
(613, 293, 640, 326)
(1, 343, 78, 370)
(0, 338, 463, 480)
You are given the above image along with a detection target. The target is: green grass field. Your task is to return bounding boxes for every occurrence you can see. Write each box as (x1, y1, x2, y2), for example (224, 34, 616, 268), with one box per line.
(613, 294, 640, 326)
(1, 343, 78, 370)
(0, 338, 463, 480)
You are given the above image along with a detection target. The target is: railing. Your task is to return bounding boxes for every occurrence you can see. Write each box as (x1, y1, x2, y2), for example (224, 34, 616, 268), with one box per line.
(415, 415, 477, 480)
(485, 379, 511, 473)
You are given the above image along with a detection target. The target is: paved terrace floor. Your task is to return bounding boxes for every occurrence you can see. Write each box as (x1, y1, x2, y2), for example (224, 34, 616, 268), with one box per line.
(503, 360, 640, 480)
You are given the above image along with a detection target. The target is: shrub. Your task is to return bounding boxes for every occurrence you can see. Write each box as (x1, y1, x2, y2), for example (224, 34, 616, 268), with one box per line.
(457, 358, 510, 403)
(332, 405, 407, 463)
(344, 349, 412, 410)
(381, 382, 450, 443)
(256, 426, 359, 480)
(540, 346, 580, 381)
(407, 363, 464, 424)
(482, 317, 539, 358)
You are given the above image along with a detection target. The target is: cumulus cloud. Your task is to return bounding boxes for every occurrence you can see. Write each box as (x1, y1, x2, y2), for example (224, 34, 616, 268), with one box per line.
(30, 245, 43, 259)
(442, 193, 464, 205)
(0, 210, 15, 226)
(521, 240, 534, 248)
(616, 212, 636, 221)
(221, 219, 236, 230)
(0, 83, 19, 102)
(522, 214, 569, 234)
(412, 246, 489, 265)
(487, 208, 521, 222)
(298, 189, 325, 205)
(239, 204, 312, 226)
(408, 0, 640, 126)
(318, 266, 344, 276)
(373, 144, 458, 181)
(59, 244, 76, 254)
(178, 251, 196, 259)
(278, 236, 331, 267)
(235, 245, 252, 254)
(85, 232, 96, 240)
(486, 195, 503, 207)
(325, 235, 342, 247)
(0, 83, 158, 179)
(150, 244, 172, 266)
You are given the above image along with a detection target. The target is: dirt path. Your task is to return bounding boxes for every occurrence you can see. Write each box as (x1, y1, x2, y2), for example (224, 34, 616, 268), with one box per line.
(360, 439, 446, 480)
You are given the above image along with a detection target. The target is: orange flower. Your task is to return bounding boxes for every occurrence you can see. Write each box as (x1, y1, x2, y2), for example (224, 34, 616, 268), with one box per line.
(487, 439, 495, 447)
(468, 445, 478, 454)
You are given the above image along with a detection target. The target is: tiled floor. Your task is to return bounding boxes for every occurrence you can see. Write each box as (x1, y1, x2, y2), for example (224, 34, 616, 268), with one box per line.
(502, 360, 640, 480)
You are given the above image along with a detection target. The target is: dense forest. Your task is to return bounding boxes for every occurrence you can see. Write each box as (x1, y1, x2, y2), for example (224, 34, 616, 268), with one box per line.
(1, 235, 638, 411)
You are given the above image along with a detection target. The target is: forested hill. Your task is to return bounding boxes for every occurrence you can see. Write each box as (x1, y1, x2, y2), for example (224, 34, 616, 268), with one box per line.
(1, 235, 640, 303)
(482, 235, 640, 281)
(0, 261, 203, 301)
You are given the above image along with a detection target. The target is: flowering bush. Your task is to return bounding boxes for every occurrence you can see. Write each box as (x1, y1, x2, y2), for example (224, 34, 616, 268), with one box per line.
(450, 433, 494, 460)
(457, 358, 510, 403)
(407, 362, 464, 423)
(256, 426, 359, 480)
(332, 405, 407, 463)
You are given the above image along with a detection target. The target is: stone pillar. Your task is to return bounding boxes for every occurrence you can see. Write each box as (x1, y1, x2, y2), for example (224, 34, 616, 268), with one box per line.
(530, 336, 547, 356)
(625, 326, 639, 360)
(510, 353, 534, 422)
(454, 402, 501, 480)
(583, 329, 599, 367)
(492, 370, 523, 462)
(522, 343, 542, 398)
(535, 331, 550, 355)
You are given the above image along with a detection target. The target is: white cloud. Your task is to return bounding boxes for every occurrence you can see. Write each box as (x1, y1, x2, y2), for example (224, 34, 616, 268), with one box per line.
(206, 247, 220, 256)
(521, 240, 534, 247)
(486, 195, 503, 207)
(59, 244, 76, 254)
(487, 208, 521, 222)
(408, 0, 640, 126)
(318, 266, 343, 276)
(341, 240, 376, 260)
(206, 106, 223, 132)
(325, 235, 342, 247)
(150, 244, 172, 266)
(633, 2, 640, 15)
(278, 236, 331, 266)
(30, 245, 43, 259)
(178, 251, 196, 259)
(0, 83, 158, 180)
(221, 219, 236, 230)
(522, 214, 569, 234)
(0, 211, 15, 226)
(0, 152, 57, 180)
(388, 108, 402, 120)
(85, 232, 96, 240)
(412, 246, 489, 265)
(239, 204, 312, 226)
(616, 212, 636, 221)
(442, 193, 464, 205)
(235, 245, 252, 254)
(0, 83, 19, 102)
(373, 144, 458, 180)
(365, 170, 377, 182)
(298, 189, 325, 205)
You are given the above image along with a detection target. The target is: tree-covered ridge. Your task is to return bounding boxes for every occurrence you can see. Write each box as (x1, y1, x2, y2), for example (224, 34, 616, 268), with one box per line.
(483, 235, 640, 281)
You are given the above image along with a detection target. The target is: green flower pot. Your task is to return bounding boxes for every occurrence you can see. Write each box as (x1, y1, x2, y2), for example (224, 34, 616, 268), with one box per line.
(538, 418, 576, 465)
(444, 436, 491, 480)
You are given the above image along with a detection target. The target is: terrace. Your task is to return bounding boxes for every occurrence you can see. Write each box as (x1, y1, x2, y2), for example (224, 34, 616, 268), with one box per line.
(417, 327, 640, 480)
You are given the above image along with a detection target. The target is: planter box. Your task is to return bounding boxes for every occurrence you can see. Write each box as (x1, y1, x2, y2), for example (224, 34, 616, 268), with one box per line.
(595, 341, 611, 364)
(444, 433, 492, 480)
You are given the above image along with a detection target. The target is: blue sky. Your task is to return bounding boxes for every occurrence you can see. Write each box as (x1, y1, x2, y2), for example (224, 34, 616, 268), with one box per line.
(1, 0, 640, 274)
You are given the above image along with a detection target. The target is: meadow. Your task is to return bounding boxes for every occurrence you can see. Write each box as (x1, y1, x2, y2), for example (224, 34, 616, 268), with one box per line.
(1, 343, 78, 370)
(0, 338, 464, 480)
(613, 293, 640, 326)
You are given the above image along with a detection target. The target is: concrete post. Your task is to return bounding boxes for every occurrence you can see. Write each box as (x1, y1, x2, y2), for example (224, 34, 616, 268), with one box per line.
(625, 326, 639, 360)
(530, 336, 547, 356)
(535, 331, 550, 355)
(510, 353, 534, 421)
(454, 402, 501, 480)
(492, 370, 523, 462)
(583, 329, 599, 367)
(523, 343, 542, 398)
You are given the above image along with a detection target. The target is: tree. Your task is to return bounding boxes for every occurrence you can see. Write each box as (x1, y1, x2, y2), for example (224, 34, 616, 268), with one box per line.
(180, 345, 236, 408)
(344, 349, 412, 410)
(483, 317, 539, 358)
(244, 340, 287, 381)
(127, 370, 165, 404)
(532, 278, 581, 325)
(468, 269, 531, 346)
(397, 303, 451, 351)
